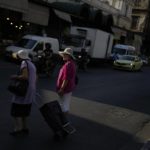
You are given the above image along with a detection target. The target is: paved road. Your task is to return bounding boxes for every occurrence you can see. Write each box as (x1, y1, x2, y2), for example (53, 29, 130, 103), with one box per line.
(0, 60, 150, 150)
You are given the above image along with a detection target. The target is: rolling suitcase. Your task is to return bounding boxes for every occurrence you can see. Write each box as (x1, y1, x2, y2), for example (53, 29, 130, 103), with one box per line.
(39, 100, 76, 139)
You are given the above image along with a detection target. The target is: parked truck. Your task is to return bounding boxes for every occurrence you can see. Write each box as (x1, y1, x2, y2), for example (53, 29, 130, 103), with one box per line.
(61, 26, 114, 62)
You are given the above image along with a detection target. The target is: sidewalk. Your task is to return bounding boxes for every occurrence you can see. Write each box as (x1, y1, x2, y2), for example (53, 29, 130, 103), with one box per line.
(71, 95, 150, 150)
(1, 85, 150, 150)
(39, 89, 150, 150)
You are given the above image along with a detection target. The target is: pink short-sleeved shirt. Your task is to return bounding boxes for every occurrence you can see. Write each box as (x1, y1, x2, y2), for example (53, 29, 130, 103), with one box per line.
(56, 59, 76, 93)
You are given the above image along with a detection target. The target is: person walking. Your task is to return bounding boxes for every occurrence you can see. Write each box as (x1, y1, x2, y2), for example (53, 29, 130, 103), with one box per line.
(56, 48, 76, 116)
(43, 43, 53, 58)
(79, 48, 88, 71)
(9, 50, 37, 136)
(43, 43, 54, 76)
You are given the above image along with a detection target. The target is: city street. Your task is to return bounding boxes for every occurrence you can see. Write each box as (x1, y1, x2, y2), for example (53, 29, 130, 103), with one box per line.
(1, 59, 150, 150)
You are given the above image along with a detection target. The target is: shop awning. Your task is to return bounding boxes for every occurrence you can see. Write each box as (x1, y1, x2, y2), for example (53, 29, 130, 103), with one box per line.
(54, 9, 72, 23)
(0, 0, 28, 13)
(51, 2, 90, 19)
(22, 2, 49, 26)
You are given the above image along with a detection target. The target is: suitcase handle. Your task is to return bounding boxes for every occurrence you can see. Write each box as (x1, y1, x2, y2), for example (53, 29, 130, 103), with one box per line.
(35, 89, 59, 108)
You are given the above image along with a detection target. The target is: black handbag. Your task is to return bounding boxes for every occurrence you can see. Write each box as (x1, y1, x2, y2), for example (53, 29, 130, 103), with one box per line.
(8, 61, 29, 97)
(8, 79, 29, 96)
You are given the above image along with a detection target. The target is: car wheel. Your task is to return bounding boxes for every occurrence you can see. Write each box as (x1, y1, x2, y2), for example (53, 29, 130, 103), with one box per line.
(131, 65, 135, 71)
(138, 67, 142, 72)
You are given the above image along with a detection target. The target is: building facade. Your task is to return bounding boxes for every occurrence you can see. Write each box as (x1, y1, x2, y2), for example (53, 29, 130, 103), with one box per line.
(104, 0, 134, 44)
(0, 0, 50, 42)
(82, 0, 133, 30)
(83, 0, 134, 44)
(131, 0, 148, 32)
(45, 0, 135, 44)
(131, 0, 150, 54)
(0, 0, 136, 48)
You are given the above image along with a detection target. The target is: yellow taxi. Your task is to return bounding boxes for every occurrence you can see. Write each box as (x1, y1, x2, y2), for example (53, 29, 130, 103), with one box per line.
(113, 55, 143, 71)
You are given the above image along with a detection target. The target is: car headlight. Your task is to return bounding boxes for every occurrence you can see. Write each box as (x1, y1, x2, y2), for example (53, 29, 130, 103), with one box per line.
(130, 63, 133, 66)
(12, 52, 18, 59)
(114, 60, 117, 63)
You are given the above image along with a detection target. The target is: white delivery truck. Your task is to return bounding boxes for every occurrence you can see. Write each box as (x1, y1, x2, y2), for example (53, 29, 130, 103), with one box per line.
(61, 26, 114, 62)
(5, 35, 59, 60)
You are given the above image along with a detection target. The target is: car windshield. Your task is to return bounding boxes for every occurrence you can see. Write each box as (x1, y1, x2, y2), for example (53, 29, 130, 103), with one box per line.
(127, 50, 136, 55)
(113, 48, 126, 55)
(113, 48, 136, 55)
(14, 38, 37, 49)
(119, 56, 135, 61)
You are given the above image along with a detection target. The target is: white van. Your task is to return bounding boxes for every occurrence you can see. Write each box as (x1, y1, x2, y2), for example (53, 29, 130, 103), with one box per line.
(112, 44, 136, 56)
(5, 35, 59, 59)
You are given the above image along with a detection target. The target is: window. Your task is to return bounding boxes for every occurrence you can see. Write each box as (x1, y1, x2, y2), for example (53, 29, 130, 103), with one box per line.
(125, 5, 129, 17)
(112, 0, 117, 7)
(131, 16, 140, 29)
(119, 55, 135, 61)
(14, 39, 36, 49)
(127, 51, 136, 55)
(113, 48, 127, 55)
(33, 42, 44, 52)
(135, 0, 141, 7)
(112, 0, 122, 9)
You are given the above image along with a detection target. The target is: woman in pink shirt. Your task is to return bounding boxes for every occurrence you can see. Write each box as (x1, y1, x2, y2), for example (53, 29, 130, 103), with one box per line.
(57, 48, 76, 115)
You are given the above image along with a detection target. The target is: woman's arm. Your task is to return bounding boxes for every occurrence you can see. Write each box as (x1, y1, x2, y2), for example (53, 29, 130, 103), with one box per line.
(58, 79, 68, 96)
(11, 67, 28, 80)
(18, 67, 28, 80)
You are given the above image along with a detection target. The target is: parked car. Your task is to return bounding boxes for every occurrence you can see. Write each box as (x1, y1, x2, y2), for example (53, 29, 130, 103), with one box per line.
(113, 55, 143, 71)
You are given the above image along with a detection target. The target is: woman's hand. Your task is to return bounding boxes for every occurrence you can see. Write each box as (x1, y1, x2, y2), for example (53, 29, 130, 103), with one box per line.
(58, 88, 64, 97)
(58, 80, 68, 96)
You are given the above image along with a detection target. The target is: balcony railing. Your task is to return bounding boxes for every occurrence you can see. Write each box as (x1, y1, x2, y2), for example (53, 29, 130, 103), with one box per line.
(134, 1, 149, 10)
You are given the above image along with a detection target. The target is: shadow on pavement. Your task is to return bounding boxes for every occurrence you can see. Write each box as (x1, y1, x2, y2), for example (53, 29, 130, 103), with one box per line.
(0, 109, 144, 150)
